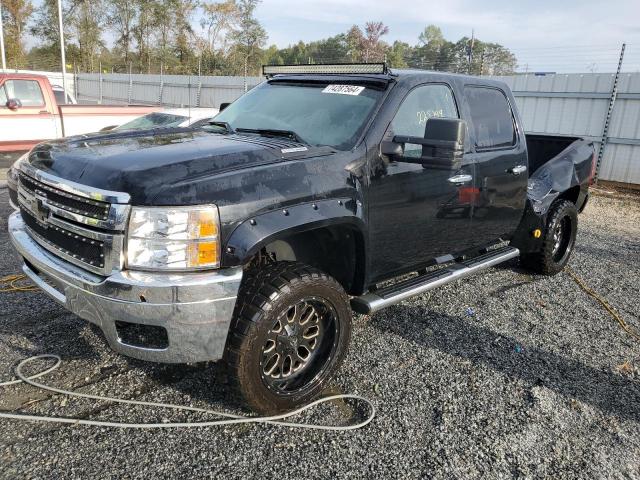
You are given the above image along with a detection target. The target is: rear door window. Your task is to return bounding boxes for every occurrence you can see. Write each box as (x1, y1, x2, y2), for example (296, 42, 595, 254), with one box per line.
(0, 85, 7, 106)
(465, 86, 516, 149)
(4, 80, 46, 107)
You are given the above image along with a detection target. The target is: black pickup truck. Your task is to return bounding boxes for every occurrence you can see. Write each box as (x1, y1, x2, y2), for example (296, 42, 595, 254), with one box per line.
(7, 64, 595, 413)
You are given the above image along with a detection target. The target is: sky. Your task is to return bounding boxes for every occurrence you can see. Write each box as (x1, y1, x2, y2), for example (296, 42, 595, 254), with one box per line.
(23, 0, 640, 73)
(251, 0, 640, 73)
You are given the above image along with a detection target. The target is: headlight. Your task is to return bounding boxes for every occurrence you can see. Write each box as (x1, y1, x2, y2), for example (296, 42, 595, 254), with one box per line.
(126, 205, 220, 271)
(8, 153, 27, 188)
(7, 166, 18, 187)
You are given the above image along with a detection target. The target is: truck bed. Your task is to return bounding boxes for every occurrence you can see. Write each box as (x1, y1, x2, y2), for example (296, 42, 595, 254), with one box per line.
(525, 134, 584, 174)
(524, 132, 595, 216)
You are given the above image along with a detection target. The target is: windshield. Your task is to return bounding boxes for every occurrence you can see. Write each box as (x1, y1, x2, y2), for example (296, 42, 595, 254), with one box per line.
(115, 112, 187, 131)
(214, 82, 383, 150)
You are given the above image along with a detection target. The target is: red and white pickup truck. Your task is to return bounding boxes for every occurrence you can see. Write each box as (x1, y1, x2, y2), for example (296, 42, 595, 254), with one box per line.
(0, 73, 160, 152)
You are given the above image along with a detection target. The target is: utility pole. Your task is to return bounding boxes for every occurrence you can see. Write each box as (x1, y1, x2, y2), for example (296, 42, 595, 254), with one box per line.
(98, 61, 103, 104)
(196, 57, 202, 107)
(127, 62, 133, 104)
(0, 0, 7, 71)
(57, 0, 68, 98)
(158, 62, 164, 104)
(243, 52, 248, 93)
(73, 62, 78, 100)
(467, 29, 475, 73)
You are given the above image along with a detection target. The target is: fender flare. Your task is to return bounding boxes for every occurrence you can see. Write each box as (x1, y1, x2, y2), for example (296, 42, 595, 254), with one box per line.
(222, 197, 367, 267)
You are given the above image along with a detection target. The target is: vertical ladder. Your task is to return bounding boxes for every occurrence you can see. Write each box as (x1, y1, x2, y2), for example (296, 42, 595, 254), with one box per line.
(595, 43, 626, 183)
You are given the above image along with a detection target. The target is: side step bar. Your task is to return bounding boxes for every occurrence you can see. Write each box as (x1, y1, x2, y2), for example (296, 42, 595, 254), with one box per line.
(351, 246, 520, 315)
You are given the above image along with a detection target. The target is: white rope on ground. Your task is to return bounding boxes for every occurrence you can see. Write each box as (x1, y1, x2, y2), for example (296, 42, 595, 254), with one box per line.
(0, 355, 375, 431)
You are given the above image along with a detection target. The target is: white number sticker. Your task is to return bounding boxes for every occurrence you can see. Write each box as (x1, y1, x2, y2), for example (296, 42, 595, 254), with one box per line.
(322, 85, 365, 96)
(281, 147, 308, 153)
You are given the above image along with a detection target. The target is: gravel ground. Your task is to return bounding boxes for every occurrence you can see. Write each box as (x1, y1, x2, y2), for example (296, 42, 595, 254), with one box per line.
(0, 152, 22, 188)
(0, 152, 23, 169)
(0, 188, 639, 479)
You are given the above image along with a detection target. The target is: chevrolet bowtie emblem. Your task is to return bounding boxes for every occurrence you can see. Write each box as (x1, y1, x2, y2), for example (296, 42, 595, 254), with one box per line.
(33, 197, 51, 225)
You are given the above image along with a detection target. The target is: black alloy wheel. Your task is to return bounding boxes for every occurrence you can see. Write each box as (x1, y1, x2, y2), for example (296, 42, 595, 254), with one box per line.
(520, 199, 578, 275)
(225, 262, 352, 414)
(260, 298, 339, 395)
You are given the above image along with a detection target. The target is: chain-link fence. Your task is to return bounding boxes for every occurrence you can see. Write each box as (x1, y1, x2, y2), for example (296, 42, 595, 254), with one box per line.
(75, 73, 263, 108)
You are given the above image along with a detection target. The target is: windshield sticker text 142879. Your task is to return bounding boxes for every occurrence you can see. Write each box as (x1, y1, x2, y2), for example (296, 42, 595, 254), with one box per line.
(322, 85, 365, 96)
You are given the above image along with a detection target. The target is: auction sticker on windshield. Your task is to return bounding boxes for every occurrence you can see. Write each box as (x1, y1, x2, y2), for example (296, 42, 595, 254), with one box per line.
(322, 85, 365, 95)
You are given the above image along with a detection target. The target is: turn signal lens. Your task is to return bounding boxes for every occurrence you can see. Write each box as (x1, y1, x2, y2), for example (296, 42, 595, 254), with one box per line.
(190, 241, 218, 267)
(197, 211, 218, 238)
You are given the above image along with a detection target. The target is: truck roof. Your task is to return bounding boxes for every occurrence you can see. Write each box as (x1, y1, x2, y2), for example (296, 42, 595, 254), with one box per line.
(393, 68, 510, 88)
(392, 68, 483, 79)
(0, 72, 49, 82)
(266, 67, 510, 90)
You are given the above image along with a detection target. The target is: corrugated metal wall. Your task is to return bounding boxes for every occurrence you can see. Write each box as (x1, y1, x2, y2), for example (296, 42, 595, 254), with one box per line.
(77, 72, 640, 185)
(494, 73, 640, 185)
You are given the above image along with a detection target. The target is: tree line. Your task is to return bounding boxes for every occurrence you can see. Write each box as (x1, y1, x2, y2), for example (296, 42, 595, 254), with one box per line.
(1, 0, 517, 76)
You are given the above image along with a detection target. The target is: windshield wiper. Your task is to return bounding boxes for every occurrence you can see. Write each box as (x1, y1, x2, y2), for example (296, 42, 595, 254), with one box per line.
(235, 128, 308, 145)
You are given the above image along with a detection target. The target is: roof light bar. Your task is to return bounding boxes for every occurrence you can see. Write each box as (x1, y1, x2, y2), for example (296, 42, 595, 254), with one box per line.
(263, 63, 388, 77)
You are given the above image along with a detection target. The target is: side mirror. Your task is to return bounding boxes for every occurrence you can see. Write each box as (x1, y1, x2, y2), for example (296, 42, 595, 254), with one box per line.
(219, 102, 231, 112)
(393, 118, 467, 170)
(6, 98, 22, 111)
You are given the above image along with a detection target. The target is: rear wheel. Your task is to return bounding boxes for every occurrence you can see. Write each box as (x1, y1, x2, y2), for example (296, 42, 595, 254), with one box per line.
(224, 262, 352, 414)
(521, 199, 578, 275)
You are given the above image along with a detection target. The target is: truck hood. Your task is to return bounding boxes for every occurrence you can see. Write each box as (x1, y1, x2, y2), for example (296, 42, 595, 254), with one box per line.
(25, 129, 328, 204)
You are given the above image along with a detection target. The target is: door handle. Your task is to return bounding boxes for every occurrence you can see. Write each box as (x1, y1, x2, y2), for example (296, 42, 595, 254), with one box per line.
(509, 165, 527, 176)
(447, 174, 473, 185)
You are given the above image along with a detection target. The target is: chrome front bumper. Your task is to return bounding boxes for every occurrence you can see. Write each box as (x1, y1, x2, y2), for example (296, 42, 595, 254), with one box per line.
(8, 212, 243, 363)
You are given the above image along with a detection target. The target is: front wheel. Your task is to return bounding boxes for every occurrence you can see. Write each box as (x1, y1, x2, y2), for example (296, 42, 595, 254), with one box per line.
(224, 262, 352, 414)
(520, 199, 578, 275)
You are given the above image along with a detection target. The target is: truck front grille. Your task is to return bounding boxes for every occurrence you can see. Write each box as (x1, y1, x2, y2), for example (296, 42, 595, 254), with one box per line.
(19, 174, 110, 220)
(16, 168, 130, 276)
(20, 208, 107, 268)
